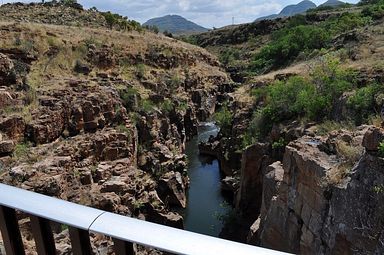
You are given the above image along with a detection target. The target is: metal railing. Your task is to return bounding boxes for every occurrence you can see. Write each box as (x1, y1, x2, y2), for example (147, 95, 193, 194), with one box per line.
(0, 183, 288, 255)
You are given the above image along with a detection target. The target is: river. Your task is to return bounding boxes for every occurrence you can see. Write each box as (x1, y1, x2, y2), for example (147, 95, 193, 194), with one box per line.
(182, 123, 231, 237)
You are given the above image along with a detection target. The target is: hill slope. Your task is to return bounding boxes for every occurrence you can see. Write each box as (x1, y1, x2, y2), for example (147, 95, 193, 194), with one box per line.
(256, 0, 316, 21)
(0, 2, 229, 253)
(144, 15, 208, 35)
(320, 0, 346, 7)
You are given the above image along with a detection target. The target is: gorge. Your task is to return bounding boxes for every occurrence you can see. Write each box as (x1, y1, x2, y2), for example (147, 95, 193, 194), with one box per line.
(1, 1, 384, 254)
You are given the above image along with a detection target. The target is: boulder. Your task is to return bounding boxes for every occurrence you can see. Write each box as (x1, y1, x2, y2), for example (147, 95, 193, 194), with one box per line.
(0, 89, 14, 109)
(0, 115, 26, 141)
(100, 177, 129, 195)
(146, 209, 184, 229)
(0, 140, 15, 156)
(0, 53, 16, 86)
(221, 176, 239, 193)
(26, 108, 66, 144)
(363, 126, 384, 152)
(157, 171, 186, 208)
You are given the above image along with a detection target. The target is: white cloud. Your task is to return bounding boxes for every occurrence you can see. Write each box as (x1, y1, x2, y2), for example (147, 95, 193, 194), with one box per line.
(1, 0, 361, 28)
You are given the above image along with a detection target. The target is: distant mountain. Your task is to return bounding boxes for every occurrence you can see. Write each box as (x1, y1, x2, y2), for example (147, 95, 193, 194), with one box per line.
(256, 0, 317, 21)
(143, 15, 208, 35)
(320, 0, 346, 7)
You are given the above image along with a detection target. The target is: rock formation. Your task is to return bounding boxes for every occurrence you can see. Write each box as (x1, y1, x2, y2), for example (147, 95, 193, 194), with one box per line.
(241, 127, 384, 254)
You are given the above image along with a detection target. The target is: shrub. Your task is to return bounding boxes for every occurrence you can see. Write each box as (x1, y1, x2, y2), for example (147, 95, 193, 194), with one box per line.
(378, 141, 384, 157)
(347, 84, 380, 124)
(160, 99, 173, 114)
(219, 48, 240, 65)
(163, 30, 173, 38)
(166, 73, 182, 89)
(140, 99, 155, 113)
(250, 25, 330, 73)
(135, 64, 146, 79)
(214, 104, 233, 136)
(272, 138, 287, 149)
(102, 12, 120, 29)
(119, 87, 139, 112)
(248, 56, 357, 140)
(13, 142, 30, 159)
(249, 11, 370, 74)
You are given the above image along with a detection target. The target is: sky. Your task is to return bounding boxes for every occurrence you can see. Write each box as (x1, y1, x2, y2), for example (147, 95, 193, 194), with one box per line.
(1, 0, 360, 28)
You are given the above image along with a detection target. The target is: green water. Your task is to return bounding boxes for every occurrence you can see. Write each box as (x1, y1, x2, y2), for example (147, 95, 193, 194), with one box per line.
(183, 123, 231, 237)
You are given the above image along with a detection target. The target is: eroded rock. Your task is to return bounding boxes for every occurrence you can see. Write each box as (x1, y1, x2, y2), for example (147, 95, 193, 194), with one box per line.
(157, 171, 186, 208)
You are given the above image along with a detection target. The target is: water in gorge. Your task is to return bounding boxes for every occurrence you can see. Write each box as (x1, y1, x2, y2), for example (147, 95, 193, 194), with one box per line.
(183, 123, 231, 237)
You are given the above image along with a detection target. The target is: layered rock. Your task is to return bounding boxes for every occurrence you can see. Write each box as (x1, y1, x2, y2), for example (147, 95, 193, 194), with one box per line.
(246, 128, 384, 254)
(235, 143, 273, 219)
(0, 53, 15, 86)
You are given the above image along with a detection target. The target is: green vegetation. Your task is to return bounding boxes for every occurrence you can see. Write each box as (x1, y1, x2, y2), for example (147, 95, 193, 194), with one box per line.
(374, 184, 384, 194)
(119, 87, 139, 112)
(219, 48, 241, 65)
(13, 142, 31, 160)
(140, 99, 155, 113)
(362, 0, 384, 19)
(214, 201, 238, 226)
(160, 99, 174, 114)
(101, 12, 142, 32)
(214, 104, 233, 136)
(166, 73, 182, 90)
(245, 55, 383, 140)
(378, 141, 384, 157)
(135, 64, 146, 79)
(347, 83, 381, 125)
(272, 138, 287, 150)
(144, 25, 159, 34)
(249, 12, 370, 74)
(250, 25, 329, 73)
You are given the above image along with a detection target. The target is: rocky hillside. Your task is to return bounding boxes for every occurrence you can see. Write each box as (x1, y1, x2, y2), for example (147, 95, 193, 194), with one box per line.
(0, 2, 231, 254)
(143, 15, 209, 35)
(192, 0, 384, 254)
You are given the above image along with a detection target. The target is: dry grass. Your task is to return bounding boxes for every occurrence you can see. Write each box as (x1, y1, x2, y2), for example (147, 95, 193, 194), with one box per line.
(336, 140, 363, 164)
(369, 115, 382, 127)
(326, 140, 364, 185)
(315, 120, 356, 136)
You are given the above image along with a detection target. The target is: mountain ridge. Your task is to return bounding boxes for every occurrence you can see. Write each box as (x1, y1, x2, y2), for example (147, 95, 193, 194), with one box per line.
(256, 0, 317, 21)
(144, 14, 208, 35)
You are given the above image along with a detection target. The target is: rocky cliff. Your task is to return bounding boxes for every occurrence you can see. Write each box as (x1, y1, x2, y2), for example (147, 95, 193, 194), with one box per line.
(240, 127, 384, 254)
(0, 3, 230, 254)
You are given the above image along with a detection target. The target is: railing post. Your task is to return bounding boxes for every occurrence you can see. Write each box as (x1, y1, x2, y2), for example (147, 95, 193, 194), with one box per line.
(69, 227, 92, 255)
(0, 206, 25, 255)
(113, 238, 136, 255)
(30, 215, 56, 255)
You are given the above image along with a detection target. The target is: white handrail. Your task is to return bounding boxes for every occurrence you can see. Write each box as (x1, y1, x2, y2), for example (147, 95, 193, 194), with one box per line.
(0, 183, 290, 255)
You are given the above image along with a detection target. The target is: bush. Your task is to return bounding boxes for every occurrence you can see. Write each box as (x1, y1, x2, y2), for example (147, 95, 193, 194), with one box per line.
(135, 64, 146, 79)
(214, 104, 233, 136)
(13, 142, 30, 159)
(362, 2, 384, 19)
(102, 12, 142, 31)
(347, 83, 380, 124)
(249, 12, 370, 74)
(250, 25, 330, 73)
(378, 141, 384, 157)
(102, 12, 120, 29)
(140, 99, 155, 113)
(160, 99, 173, 114)
(247, 56, 357, 139)
(219, 48, 240, 65)
(119, 87, 139, 112)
